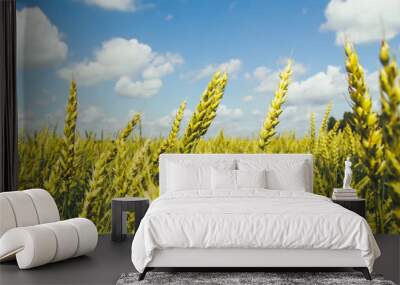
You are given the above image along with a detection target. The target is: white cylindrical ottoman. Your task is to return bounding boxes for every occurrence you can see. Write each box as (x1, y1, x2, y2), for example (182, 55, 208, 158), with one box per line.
(0, 218, 98, 269)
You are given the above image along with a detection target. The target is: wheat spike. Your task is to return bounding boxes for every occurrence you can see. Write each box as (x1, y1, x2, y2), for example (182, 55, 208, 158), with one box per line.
(345, 42, 386, 233)
(153, 101, 187, 167)
(44, 80, 78, 218)
(61, 80, 78, 180)
(328, 121, 340, 168)
(80, 149, 113, 218)
(166, 101, 187, 146)
(259, 60, 292, 151)
(117, 114, 141, 142)
(125, 140, 152, 197)
(379, 40, 400, 228)
(380, 40, 400, 144)
(199, 73, 228, 136)
(313, 102, 332, 159)
(320, 101, 333, 134)
(49, 80, 78, 194)
(81, 114, 140, 219)
(114, 114, 141, 197)
(181, 72, 228, 153)
(308, 112, 316, 152)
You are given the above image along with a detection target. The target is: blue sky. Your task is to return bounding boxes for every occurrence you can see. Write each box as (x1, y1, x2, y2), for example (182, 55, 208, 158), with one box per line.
(16, 0, 400, 137)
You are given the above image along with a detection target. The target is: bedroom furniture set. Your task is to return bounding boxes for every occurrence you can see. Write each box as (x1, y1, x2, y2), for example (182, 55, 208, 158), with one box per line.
(0, 154, 380, 282)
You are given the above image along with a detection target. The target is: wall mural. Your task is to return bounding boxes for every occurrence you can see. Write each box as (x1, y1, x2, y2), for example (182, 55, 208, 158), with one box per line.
(17, 0, 400, 234)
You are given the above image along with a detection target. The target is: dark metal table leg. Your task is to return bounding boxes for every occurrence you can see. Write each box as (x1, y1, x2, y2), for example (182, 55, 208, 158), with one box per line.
(112, 201, 123, 242)
(122, 211, 127, 235)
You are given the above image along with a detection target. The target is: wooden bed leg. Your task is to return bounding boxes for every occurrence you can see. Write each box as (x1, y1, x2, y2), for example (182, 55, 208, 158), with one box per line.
(354, 267, 371, 280)
(138, 268, 148, 281)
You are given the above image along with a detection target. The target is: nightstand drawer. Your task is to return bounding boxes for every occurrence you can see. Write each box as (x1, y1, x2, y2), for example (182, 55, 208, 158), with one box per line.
(332, 199, 365, 218)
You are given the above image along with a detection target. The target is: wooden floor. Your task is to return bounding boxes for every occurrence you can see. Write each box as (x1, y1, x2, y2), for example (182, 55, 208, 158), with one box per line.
(0, 235, 134, 285)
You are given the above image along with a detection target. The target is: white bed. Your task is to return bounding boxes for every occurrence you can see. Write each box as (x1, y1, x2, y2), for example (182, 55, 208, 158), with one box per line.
(131, 154, 380, 280)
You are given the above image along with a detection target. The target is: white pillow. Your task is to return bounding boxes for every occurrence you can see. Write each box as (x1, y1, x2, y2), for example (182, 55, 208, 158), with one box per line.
(266, 166, 306, 191)
(167, 160, 236, 191)
(211, 168, 236, 190)
(238, 159, 307, 191)
(236, 169, 267, 189)
(167, 163, 209, 191)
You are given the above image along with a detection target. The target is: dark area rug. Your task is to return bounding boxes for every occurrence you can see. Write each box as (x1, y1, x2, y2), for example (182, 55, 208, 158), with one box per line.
(116, 271, 396, 285)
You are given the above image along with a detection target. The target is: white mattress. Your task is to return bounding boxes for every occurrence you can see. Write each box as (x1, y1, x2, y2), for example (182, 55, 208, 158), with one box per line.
(131, 190, 380, 273)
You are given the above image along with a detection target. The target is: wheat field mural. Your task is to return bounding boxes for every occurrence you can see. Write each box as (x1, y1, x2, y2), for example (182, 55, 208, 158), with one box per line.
(18, 42, 400, 234)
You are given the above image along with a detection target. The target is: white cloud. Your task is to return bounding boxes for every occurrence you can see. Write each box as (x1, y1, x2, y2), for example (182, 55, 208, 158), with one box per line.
(80, 105, 118, 124)
(153, 104, 244, 137)
(276, 66, 380, 134)
(17, 7, 67, 67)
(289, 66, 378, 108)
(321, 0, 400, 44)
(78, 105, 120, 134)
(58, 38, 153, 85)
(242, 95, 253, 102)
(278, 105, 327, 134)
(244, 72, 251, 79)
(189, 58, 242, 81)
(287, 65, 347, 106)
(366, 70, 379, 95)
(84, 0, 137, 11)
(59, 37, 183, 98)
(156, 107, 192, 128)
(80, 106, 105, 123)
(365, 70, 380, 111)
(115, 77, 162, 98)
(219, 59, 242, 75)
(142, 53, 183, 79)
(278, 58, 307, 76)
(243, 63, 380, 136)
(252, 61, 307, 93)
(217, 104, 243, 119)
(291, 62, 307, 77)
(253, 66, 276, 92)
(249, 65, 346, 135)
(142, 107, 192, 136)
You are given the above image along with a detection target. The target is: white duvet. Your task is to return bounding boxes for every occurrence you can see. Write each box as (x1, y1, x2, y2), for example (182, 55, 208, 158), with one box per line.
(131, 190, 380, 273)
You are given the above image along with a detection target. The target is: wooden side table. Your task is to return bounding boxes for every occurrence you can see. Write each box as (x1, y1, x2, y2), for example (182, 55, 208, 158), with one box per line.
(332, 198, 366, 218)
(111, 197, 149, 242)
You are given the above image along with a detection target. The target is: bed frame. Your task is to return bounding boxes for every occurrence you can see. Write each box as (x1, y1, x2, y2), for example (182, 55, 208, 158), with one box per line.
(139, 154, 371, 280)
